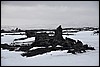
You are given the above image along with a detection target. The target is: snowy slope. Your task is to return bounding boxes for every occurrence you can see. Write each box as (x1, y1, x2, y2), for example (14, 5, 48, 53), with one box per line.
(1, 31, 99, 66)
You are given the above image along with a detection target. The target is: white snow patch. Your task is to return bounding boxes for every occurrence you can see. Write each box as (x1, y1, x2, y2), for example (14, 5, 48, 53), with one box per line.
(1, 35, 27, 45)
(29, 47, 46, 50)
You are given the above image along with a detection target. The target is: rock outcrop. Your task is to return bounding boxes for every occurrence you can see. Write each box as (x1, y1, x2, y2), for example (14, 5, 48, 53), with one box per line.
(1, 25, 95, 57)
(55, 25, 64, 41)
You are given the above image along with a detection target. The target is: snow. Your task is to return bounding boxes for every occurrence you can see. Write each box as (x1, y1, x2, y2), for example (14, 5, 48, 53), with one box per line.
(1, 31, 99, 66)
(29, 47, 46, 50)
(1, 35, 27, 45)
(14, 37, 35, 43)
(11, 37, 35, 46)
(1, 32, 35, 45)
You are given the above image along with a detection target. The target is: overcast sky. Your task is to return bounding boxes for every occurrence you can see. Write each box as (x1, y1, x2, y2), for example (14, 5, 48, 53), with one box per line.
(1, 1, 99, 29)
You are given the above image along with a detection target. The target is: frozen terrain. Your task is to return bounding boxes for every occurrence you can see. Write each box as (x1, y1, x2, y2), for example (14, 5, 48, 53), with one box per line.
(1, 31, 99, 66)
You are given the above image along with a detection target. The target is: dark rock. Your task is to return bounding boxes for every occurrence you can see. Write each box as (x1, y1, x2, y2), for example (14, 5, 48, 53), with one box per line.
(9, 47, 15, 51)
(72, 40, 87, 53)
(67, 49, 76, 54)
(55, 25, 64, 41)
(18, 46, 32, 52)
(21, 48, 52, 57)
(83, 44, 95, 50)
(87, 47, 95, 50)
(14, 37, 27, 41)
(1, 43, 10, 49)
(83, 44, 88, 50)
(25, 30, 36, 37)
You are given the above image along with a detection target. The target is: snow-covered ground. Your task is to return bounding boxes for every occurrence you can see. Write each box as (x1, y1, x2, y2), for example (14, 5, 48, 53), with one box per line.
(1, 32, 27, 45)
(1, 31, 99, 66)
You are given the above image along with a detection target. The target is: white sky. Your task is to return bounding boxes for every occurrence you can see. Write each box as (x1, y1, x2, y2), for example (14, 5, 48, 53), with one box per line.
(1, 1, 99, 28)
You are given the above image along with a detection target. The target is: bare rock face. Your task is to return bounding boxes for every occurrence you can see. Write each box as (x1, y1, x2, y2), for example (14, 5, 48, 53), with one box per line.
(55, 25, 64, 41)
